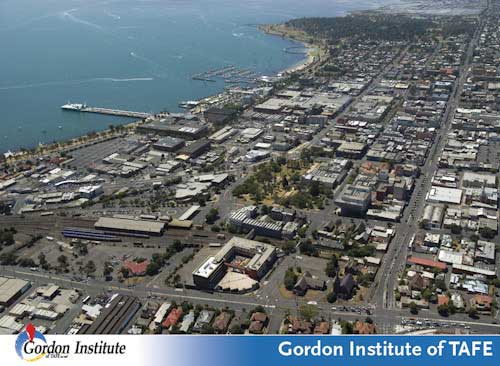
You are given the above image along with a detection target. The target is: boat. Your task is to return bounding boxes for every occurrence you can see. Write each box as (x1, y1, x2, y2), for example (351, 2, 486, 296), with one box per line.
(178, 100, 200, 109)
(61, 102, 87, 111)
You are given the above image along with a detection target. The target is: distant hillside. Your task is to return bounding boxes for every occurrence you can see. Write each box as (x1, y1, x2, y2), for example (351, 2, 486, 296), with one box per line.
(285, 14, 436, 42)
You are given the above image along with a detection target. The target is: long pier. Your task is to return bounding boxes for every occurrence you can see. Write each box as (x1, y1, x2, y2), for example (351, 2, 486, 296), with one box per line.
(61, 104, 152, 119)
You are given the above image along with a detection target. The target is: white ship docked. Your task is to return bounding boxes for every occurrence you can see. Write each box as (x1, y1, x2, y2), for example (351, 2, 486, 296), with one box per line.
(61, 103, 87, 111)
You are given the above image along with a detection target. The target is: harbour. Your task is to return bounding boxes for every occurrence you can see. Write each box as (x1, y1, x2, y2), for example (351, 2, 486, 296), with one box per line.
(191, 65, 261, 85)
(0, 0, 342, 153)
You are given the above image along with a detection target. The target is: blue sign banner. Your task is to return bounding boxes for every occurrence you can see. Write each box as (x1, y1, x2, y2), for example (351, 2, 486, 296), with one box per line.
(146, 336, 496, 366)
(3, 334, 499, 366)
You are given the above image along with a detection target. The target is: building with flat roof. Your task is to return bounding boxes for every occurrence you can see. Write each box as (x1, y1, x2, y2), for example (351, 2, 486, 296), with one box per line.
(241, 128, 263, 141)
(426, 186, 463, 205)
(153, 137, 186, 152)
(192, 237, 277, 289)
(462, 171, 497, 188)
(203, 107, 236, 124)
(0, 277, 31, 306)
(79, 294, 140, 334)
(335, 185, 372, 216)
(95, 217, 165, 236)
(178, 205, 200, 221)
(177, 139, 211, 159)
(302, 159, 349, 188)
(452, 263, 496, 278)
(475, 240, 496, 264)
(336, 142, 367, 159)
(137, 118, 209, 140)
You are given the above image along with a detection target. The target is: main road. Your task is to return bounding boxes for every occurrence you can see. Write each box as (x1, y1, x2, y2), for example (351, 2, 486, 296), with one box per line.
(371, 9, 485, 311)
(3, 265, 500, 334)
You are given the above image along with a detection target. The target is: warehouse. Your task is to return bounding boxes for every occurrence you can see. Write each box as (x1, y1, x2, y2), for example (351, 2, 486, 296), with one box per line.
(95, 217, 165, 236)
(153, 137, 186, 152)
(79, 294, 140, 334)
(0, 277, 31, 306)
(177, 139, 211, 159)
(137, 118, 209, 140)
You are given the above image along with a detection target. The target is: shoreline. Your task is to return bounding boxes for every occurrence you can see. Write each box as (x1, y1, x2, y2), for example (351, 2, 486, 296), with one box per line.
(258, 24, 324, 75)
(3, 24, 322, 161)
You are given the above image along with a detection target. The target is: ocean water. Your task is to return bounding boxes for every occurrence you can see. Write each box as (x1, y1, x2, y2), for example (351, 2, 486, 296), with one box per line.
(0, 0, 391, 153)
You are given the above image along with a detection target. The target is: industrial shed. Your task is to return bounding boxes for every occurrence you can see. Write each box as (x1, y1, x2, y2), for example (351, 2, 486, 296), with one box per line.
(95, 217, 165, 236)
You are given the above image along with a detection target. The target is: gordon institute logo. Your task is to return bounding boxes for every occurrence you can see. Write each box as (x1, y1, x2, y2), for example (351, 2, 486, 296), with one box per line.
(15, 323, 48, 362)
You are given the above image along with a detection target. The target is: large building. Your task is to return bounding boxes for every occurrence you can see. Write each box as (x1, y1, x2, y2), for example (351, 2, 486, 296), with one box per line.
(227, 206, 283, 238)
(79, 294, 140, 334)
(95, 217, 165, 236)
(137, 117, 209, 140)
(177, 139, 211, 160)
(335, 185, 372, 216)
(0, 278, 31, 306)
(203, 107, 236, 124)
(153, 137, 186, 152)
(192, 237, 277, 289)
(426, 186, 463, 205)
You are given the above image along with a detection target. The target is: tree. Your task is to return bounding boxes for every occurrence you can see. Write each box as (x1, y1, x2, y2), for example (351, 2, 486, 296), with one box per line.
(172, 240, 184, 253)
(437, 303, 450, 317)
(57, 254, 68, 265)
(146, 261, 161, 276)
(57, 255, 68, 271)
(85, 260, 96, 276)
(435, 278, 447, 291)
(75, 242, 88, 255)
(468, 307, 479, 319)
(422, 287, 433, 301)
(479, 227, 496, 239)
(38, 253, 48, 268)
(300, 239, 317, 256)
(327, 291, 337, 303)
(340, 320, 354, 334)
(229, 324, 244, 334)
(200, 324, 215, 334)
(325, 255, 339, 277)
(409, 302, 418, 315)
(120, 267, 130, 279)
(284, 268, 298, 291)
(0, 230, 14, 246)
(205, 208, 219, 224)
(419, 219, 429, 229)
(489, 278, 500, 288)
(450, 224, 462, 235)
(299, 304, 319, 321)
(103, 261, 113, 277)
(0, 251, 17, 265)
(283, 240, 296, 254)
(309, 180, 320, 197)
(18, 258, 36, 267)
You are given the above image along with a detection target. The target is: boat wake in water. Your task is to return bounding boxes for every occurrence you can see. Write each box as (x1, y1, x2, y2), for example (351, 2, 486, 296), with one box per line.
(0, 77, 154, 91)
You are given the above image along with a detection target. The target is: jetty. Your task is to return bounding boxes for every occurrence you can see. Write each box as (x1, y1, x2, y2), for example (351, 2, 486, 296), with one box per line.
(61, 103, 152, 119)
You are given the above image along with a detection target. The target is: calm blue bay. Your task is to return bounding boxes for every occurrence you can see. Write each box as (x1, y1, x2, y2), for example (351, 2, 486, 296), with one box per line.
(0, 0, 393, 152)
